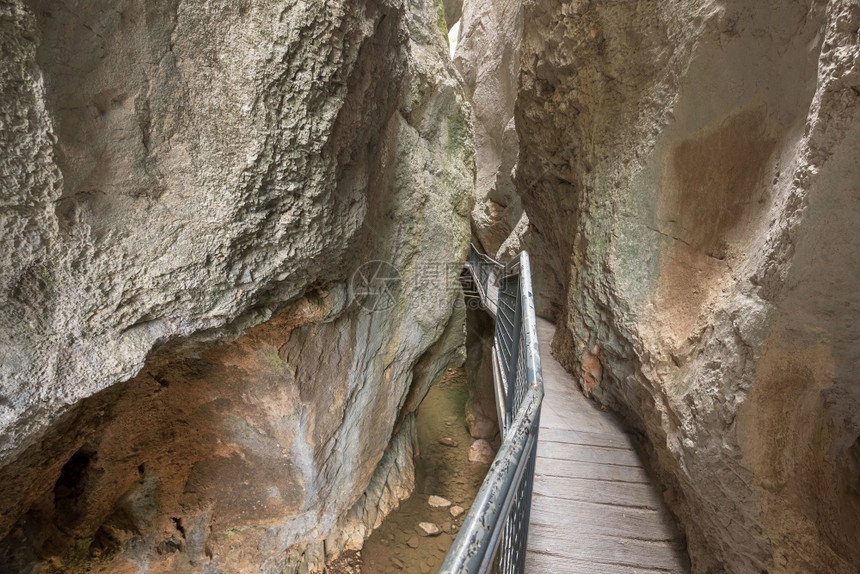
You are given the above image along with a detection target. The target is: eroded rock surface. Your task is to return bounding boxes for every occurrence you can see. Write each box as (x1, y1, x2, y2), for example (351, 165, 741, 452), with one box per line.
(441, 0, 463, 31)
(516, 0, 860, 572)
(454, 0, 523, 255)
(0, 0, 473, 571)
(463, 305, 499, 441)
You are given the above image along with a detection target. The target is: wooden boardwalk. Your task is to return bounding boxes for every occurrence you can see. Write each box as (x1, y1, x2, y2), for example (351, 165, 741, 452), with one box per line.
(525, 318, 690, 573)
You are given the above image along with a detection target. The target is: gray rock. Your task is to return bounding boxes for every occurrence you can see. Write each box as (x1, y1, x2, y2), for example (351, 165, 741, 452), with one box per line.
(441, 0, 463, 31)
(464, 301, 500, 442)
(453, 0, 523, 255)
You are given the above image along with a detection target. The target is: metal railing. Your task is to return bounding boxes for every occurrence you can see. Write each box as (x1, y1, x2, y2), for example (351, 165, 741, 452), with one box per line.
(440, 245, 544, 574)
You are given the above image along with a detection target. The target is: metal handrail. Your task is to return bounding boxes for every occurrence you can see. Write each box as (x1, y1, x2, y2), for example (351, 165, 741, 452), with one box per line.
(441, 245, 544, 573)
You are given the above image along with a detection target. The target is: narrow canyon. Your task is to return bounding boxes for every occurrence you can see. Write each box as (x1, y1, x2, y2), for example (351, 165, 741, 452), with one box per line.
(0, 1, 857, 573)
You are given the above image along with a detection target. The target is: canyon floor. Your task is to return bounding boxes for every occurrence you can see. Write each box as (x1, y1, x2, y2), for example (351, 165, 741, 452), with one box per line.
(347, 368, 489, 574)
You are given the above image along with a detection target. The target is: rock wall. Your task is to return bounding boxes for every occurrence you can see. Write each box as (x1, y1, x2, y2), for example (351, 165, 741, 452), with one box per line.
(0, 0, 473, 571)
(463, 305, 499, 442)
(441, 0, 463, 31)
(454, 0, 523, 255)
(516, 0, 859, 572)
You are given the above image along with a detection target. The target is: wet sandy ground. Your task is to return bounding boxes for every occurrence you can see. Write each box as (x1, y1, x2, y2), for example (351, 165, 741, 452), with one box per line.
(356, 367, 489, 573)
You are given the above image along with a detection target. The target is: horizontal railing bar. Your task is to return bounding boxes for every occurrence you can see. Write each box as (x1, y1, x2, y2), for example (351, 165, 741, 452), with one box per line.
(477, 426, 539, 572)
(438, 387, 543, 573)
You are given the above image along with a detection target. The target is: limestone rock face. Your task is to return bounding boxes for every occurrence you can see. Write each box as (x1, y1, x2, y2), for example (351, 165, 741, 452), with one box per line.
(0, 0, 473, 571)
(454, 0, 523, 255)
(516, 1, 860, 572)
(464, 306, 500, 441)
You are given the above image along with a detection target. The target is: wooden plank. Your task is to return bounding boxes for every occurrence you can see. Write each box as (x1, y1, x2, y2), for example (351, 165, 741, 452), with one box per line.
(538, 401, 583, 432)
(537, 342, 630, 435)
(537, 440, 644, 467)
(529, 494, 681, 542)
(538, 425, 638, 450)
(534, 473, 665, 510)
(534, 456, 652, 484)
(541, 396, 624, 434)
(538, 398, 621, 435)
(526, 550, 684, 574)
(525, 318, 689, 572)
(543, 390, 630, 435)
(527, 523, 688, 572)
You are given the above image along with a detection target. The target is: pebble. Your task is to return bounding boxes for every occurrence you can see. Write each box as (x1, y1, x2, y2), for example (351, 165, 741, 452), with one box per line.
(439, 437, 458, 447)
(391, 557, 405, 568)
(428, 495, 452, 508)
(407, 536, 420, 548)
(418, 522, 441, 536)
(450, 505, 465, 518)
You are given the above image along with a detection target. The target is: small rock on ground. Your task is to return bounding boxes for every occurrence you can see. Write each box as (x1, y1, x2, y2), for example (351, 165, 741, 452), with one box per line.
(428, 495, 452, 508)
(407, 536, 420, 549)
(418, 522, 441, 536)
(439, 437, 458, 447)
(450, 505, 465, 518)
